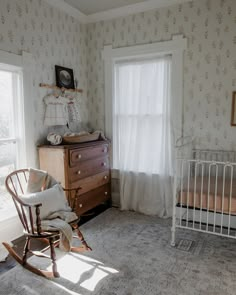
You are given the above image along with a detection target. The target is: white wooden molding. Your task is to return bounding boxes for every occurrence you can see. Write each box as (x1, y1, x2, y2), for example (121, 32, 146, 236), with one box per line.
(0, 49, 35, 241)
(0, 215, 22, 246)
(0, 50, 36, 167)
(102, 35, 187, 141)
(102, 35, 187, 60)
(0, 50, 23, 69)
(43, 0, 192, 24)
(87, 0, 192, 23)
(43, 0, 87, 23)
(22, 51, 36, 168)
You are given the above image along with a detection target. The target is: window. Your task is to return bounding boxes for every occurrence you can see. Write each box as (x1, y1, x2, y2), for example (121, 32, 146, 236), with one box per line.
(102, 35, 187, 155)
(0, 67, 25, 220)
(102, 36, 187, 216)
(113, 56, 171, 173)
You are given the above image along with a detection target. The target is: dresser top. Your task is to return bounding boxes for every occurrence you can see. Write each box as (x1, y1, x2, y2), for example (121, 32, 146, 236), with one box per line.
(38, 139, 109, 150)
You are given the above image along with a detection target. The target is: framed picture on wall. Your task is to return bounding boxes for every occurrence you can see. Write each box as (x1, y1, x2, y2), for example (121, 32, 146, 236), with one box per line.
(55, 65, 75, 89)
(231, 92, 236, 126)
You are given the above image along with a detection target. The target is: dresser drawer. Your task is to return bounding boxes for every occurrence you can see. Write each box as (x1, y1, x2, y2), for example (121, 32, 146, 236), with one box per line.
(75, 184, 110, 215)
(70, 171, 110, 193)
(69, 157, 109, 183)
(69, 144, 109, 166)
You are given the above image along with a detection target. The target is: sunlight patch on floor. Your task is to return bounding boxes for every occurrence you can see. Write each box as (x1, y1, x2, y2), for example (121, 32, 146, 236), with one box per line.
(56, 254, 94, 284)
(51, 252, 119, 292)
(80, 268, 109, 291)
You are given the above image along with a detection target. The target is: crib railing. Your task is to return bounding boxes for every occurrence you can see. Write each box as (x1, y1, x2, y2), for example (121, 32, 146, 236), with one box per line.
(171, 149, 236, 246)
(193, 149, 236, 162)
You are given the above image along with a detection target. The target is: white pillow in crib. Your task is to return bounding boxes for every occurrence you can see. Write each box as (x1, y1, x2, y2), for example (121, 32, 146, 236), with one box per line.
(20, 184, 71, 220)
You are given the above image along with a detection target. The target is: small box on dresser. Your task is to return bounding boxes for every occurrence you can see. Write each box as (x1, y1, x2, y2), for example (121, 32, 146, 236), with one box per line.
(38, 140, 111, 216)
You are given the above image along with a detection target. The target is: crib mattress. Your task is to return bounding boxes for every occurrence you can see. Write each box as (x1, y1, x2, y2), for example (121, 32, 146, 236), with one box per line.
(177, 176, 236, 215)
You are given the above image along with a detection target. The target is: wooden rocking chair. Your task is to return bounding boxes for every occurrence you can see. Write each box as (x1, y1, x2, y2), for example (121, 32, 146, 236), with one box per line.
(3, 168, 92, 278)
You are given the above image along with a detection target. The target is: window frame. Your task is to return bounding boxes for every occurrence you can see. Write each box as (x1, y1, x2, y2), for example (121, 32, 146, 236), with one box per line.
(102, 35, 187, 171)
(0, 50, 34, 246)
(0, 68, 24, 167)
(113, 56, 171, 172)
(0, 67, 25, 220)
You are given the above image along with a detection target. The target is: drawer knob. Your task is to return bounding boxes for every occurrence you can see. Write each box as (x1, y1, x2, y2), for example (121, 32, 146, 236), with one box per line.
(105, 191, 108, 195)
(79, 204, 83, 208)
(104, 176, 108, 180)
(77, 154, 82, 159)
(103, 148, 107, 153)
(102, 162, 107, 166)
(77, 170, 81, 175)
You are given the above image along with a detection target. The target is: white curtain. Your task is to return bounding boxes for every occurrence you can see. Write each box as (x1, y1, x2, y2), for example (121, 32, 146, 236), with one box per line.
(113, 56, 173, 217)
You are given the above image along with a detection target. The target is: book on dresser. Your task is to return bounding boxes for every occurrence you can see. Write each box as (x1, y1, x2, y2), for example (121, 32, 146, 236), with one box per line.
(38, 140, 111, 216)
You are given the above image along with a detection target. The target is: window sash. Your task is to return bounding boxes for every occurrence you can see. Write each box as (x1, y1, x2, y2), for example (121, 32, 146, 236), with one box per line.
(0, 68, 24, 219)
(113, 56, 171, 174)
(113, 114, 164, 173)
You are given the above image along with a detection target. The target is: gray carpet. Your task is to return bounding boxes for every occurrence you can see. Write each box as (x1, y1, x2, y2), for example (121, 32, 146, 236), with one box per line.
(0, 208, 236, 295)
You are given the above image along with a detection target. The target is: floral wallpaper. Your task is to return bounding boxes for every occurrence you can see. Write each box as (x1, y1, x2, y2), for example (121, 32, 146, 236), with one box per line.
(87, 0, 236, 150)
(0, 0, 236, 153)
(0, 0, 88, 145)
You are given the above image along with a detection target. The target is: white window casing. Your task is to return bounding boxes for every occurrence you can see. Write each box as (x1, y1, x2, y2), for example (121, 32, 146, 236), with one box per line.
(102, 35, 187, 214)
(0, 49, 34, 246)
(102, 34, 187, 147)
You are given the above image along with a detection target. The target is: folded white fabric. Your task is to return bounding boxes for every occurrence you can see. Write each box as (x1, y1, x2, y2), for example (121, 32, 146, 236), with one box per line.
(47, 132, 62, 145)
(47, 210, 78, 223)
(41, 211, 78, 251)
(41, 218, 73, 252)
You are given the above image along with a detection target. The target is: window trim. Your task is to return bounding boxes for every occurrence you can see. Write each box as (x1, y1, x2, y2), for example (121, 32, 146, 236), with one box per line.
(0, 50, 35, 167)
(0, 50, 34, 246)
(0, 68, 25, 169)
(102, 35, 187, 152)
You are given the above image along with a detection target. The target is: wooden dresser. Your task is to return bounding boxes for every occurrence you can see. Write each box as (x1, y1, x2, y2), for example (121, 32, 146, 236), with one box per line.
(38, 140, 111, 216)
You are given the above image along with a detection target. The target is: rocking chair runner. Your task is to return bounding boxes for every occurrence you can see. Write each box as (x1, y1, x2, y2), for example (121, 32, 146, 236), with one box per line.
(3, 168, 92, 278)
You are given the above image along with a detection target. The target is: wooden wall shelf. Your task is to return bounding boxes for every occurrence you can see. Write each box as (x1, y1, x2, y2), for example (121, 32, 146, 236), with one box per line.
(39, 83, 83, 93)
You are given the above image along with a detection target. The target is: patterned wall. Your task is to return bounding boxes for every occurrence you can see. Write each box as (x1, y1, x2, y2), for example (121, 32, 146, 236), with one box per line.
(87, 0, 236, 150)
(0, 0, 88, 146)
(0, 0, 236, 152)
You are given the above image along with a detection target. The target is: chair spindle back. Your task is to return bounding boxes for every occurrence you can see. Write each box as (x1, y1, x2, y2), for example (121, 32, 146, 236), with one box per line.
(5, 169, 42, 235)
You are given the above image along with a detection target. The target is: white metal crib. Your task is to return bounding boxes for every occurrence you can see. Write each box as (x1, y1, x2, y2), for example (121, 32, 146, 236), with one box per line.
(171, 144, 236, 246)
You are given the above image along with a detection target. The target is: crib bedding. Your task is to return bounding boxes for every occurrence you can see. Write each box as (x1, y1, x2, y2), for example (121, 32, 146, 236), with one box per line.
(177, 176, 236, 215)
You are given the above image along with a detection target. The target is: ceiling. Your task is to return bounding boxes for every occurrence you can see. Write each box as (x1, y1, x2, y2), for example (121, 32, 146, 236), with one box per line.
(64, 0, 147, 15)
(44, 0, 193, 23)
